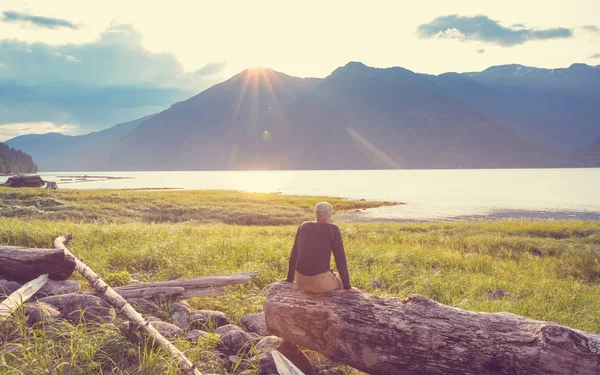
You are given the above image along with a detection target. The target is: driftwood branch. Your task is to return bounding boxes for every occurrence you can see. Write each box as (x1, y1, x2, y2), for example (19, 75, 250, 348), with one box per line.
(54, 235, 201, 375)
(264, 282, 600, 375)
(0, 274, 49, 322)
(0, 246, 75, 282)
(272, 350, 305, 375)
(37, 273, 256, 308)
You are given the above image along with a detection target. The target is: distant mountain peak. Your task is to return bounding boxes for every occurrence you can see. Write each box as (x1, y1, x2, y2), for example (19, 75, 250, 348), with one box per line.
(240, 66, 277, 75)
(471, 62, 599, 79)
(329, 61, 418, 82)
(343, 61, 369, 69)
(568, 63, 591, 69)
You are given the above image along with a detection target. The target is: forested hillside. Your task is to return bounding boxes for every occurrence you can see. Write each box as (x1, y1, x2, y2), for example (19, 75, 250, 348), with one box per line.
(0, 142, 38, 174)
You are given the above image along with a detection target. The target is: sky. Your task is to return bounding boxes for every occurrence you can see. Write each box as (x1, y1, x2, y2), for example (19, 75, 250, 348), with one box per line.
(1, 0, 599, 140)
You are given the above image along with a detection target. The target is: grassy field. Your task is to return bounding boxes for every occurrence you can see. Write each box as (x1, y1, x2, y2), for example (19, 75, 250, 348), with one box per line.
(1, 188, 599, 374)
(0, 188, 396, 225)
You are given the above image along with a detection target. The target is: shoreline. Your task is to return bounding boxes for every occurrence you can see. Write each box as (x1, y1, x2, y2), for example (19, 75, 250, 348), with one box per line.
(337, 208, 600, 223)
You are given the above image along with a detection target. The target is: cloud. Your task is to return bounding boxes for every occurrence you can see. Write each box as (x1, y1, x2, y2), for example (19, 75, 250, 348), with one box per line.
(0, 23, 220, 90)
(435, 28, 466, 40)
(511, 23, 526, 28)
(590, 53, 600, 59)
(477, 49, 486, 54)
(0, 81, 193, 134)
(2, 10, 78, 30)
(194, 61, 227, 76)
(0, 122, 78, 141)
(417, 15, 573, 46)
(582, 25, 599, 33)
(0, 23, 226, 133)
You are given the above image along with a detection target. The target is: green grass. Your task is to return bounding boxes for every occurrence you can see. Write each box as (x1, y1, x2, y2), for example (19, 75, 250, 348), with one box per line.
(1, 189, 599, 374)
(0, 187, 397, 225)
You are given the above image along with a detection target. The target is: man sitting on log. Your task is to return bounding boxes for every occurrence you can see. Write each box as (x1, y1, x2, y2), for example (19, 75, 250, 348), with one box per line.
(285, 202, 360, 294)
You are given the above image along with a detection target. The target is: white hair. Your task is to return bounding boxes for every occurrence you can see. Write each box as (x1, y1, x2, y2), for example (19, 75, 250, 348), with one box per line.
(315, 202, 333, 222)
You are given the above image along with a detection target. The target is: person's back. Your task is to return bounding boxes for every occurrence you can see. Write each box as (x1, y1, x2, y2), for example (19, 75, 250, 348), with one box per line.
(286, 202, 360, 294)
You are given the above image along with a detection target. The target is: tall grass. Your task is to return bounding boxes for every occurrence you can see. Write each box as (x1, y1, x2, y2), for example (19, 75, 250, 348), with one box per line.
(1, 219, 598, 330)
(0, 189, 599, 374)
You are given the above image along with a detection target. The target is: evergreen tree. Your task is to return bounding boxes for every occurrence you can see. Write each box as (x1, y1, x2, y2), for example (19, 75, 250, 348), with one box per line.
(0, 142, 38, 174)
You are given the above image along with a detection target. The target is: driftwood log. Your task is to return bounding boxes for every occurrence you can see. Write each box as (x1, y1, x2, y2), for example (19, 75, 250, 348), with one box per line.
(0, 246, 76, 282)
(0, 274, 49, 323)
(39, 273, 257, 309)
(272, 350, 305, 375)
(264, 282, 600, 375)
(54, 235, 202, 375)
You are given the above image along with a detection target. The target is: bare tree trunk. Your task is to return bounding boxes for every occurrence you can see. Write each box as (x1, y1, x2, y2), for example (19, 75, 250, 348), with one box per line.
(0, 246, 75, 282)
(0, 274, 49, 322)
(264, 282, 600, 375)
(54, 235, 202, 375)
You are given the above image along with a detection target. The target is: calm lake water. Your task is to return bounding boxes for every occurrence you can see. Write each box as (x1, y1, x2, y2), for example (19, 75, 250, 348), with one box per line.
(2, 169, 599, 221)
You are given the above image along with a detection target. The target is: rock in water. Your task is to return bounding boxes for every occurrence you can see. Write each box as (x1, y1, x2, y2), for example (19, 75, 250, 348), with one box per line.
(2, 174, 45, 188)
(63, 295, 116, 324)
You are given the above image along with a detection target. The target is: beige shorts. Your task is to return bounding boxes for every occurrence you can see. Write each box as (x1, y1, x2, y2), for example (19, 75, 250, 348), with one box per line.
(295, 270, 343, 293)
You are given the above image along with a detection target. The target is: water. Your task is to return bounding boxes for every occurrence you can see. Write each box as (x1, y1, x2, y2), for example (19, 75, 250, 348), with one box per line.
(1, 169, 599, 221)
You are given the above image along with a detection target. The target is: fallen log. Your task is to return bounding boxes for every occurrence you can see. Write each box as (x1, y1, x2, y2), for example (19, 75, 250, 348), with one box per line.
(0, 274, 49, 323)
(115, 273, 256, 299)
(55, 235, 201, 375)
(264, 282, 600, 375)
(0, 246, 76, 282)
(37, 272, 255, 308)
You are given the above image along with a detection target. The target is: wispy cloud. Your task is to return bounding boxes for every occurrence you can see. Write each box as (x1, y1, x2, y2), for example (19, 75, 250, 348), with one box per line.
(582, 25, 599, 33)
(2, 10, 78, 30)
(417, 15, 573, 46)
(0, 122, 78, 142)
(194, 61, 227, 76)
(590, 53, 600, 59)
(477, 49, 486, 54)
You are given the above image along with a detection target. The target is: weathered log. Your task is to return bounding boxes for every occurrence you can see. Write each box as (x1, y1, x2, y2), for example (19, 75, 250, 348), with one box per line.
(264, 282, 600, 375)
(0, 274, 49, 322)
(37, 273, 255, 307)
(55, 235, 201, 375)
(2, 174, 45, 188)
(272, 350, 305, 375)
(114, 273, 256, 299)
(0, 246, 76, 282)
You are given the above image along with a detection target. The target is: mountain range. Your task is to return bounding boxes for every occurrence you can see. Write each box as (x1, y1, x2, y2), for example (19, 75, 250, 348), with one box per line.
(7, 62, 600, 171)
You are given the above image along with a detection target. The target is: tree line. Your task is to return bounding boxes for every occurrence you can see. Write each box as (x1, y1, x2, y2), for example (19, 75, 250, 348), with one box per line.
(0, 142, 38, 174)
